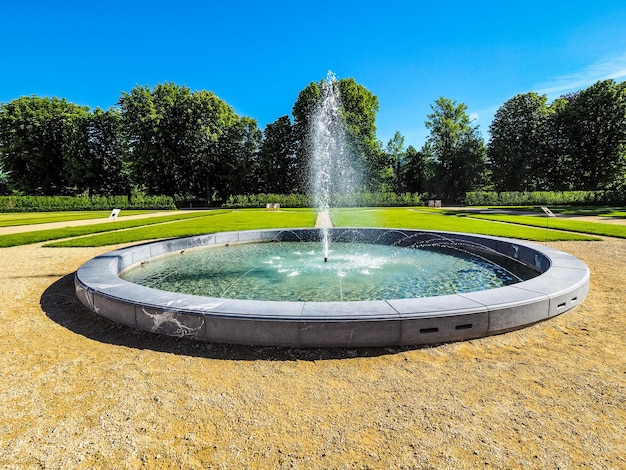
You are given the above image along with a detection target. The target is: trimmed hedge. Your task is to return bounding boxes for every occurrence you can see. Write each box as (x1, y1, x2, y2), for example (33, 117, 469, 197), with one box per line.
(0, 195, 176, 212)
(223, 193, 311, 208)
(465, 190, 626, 206)
(223, 192, 427, 208)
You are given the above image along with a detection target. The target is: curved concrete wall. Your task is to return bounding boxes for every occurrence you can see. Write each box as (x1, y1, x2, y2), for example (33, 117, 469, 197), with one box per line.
(75, 228, 590, 347)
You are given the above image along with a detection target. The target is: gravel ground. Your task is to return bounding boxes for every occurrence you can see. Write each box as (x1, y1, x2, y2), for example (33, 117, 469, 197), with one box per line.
(0, 211, 194, 236)
(0, 237, 624, 469)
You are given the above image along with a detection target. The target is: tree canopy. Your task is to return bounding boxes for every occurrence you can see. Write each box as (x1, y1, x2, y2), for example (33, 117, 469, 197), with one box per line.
(488, 79, 626, 192)
(0, 77, 624, 202)
(65, 107, 130, 196)
(257, 115, 297, 194)
(118, 83, 245, 201)
(423, 97, 488, 201)
(488, 92, 549, 191)
(0, 96, 89, 195)
(564, 80, 626, 190)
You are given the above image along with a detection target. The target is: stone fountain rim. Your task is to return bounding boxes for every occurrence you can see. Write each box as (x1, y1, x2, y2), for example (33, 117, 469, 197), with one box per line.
(74, 227, 590, 347)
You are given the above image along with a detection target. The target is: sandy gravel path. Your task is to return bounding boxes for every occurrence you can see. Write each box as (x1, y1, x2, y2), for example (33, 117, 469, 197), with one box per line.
(0, 236, 624, 468)
(0, 211, 205, 236)
(557, 215, 626, 225)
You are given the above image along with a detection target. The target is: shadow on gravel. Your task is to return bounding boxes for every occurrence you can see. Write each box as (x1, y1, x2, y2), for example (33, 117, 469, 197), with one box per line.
(41, 273, 424, 362)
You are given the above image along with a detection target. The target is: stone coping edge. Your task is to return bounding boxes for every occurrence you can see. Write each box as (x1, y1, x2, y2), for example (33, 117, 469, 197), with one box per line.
(75, 228, 590, 347)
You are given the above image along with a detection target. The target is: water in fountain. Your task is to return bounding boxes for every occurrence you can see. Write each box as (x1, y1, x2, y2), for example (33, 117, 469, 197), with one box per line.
(309, 71, 362, 261)
(122, 239, 538, 302)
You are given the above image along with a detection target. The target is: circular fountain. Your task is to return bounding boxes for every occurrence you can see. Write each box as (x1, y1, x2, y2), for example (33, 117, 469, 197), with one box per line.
(75, 227, 589, 347)
(74, 72, 589, 347)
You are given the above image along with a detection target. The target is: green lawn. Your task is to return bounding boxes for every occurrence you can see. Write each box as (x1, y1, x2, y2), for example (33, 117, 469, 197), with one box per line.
(602, 211, 626, 218)
(466, 213, 626, 239)
(0, 211, 222, 248)
(45, 209, 317, 247)
(0, 210, 160, 227)
(0, 206, 614, 248)
(546, 206, 626, 217)
(435, 205, 626, 218)
(331, 208, 598, 241)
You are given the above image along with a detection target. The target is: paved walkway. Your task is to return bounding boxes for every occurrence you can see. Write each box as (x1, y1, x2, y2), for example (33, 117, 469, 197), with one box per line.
(314, 211, 333, 228)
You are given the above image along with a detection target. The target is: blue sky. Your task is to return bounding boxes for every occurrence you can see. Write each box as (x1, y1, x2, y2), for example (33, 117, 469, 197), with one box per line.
(2, 1, 626, 148)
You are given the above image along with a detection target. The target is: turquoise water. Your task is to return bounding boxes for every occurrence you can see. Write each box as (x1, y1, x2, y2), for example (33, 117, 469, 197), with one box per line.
(121, 241, 537, 302)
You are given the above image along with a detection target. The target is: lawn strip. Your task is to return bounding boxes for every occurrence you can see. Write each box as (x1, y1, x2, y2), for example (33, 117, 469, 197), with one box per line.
(467, 214, 626, 239)
(45, 209, 317, 247)
(1, 211, 123, 227)
(598, 211, 626, 218)
(0, 210, 171, 227)
(0, 211, 226, 247)
(331, 208, 598, 241)
(544, 206, 626, 217)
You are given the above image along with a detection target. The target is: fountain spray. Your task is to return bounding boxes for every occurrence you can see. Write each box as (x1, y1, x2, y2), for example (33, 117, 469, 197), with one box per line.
(309, 71, 360, 262)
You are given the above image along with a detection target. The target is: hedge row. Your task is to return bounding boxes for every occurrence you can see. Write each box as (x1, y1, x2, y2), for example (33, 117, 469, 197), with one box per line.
(223, 192, 427, 208)
(465, 191, 626, 206)
(0, 195, 176, 212)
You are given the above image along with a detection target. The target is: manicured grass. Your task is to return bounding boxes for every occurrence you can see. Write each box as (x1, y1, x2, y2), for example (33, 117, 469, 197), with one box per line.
(602, 211, 626, 218)
(436, 205, 626, 217)
(0, 210, 160, 227)
(2, 206, 613, 248)
(466, 213, 626, 239)
(331, 208, 598, 241)
(45, 209, 317, 247)
(544, 206, 626, 217)
(0, 211, 222, 248)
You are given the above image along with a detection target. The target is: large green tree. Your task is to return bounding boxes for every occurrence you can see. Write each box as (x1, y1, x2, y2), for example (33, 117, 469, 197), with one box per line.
(337, 77, 381, 187)
(384, 131, 406, 192)
(488, 80, 626, 192)
(0, 165, 8, 194)
(0, 96, 89, 194)
(65, 107, 130, 196)
(539, 97, 576, 190)
(292, 76, 381, 192)
(257, 115, 297, 193)
(563, 79, 626, 190)
(119, 83, 184, 196)
(424, 97, 487, 202)
(181, 89, 249, 202)
(292, 80, 321, 192)
(403, 144, 435, 195)
(216, 116, 262, 197)
(119, 83, 243, 201)
(488, 92, 550, 191)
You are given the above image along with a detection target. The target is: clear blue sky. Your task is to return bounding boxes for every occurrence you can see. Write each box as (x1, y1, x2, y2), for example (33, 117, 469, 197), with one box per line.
(2, 1, 626, 148)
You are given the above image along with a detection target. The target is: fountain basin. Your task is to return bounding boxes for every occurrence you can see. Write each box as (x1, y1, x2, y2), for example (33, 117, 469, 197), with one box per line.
(75, 228, 589, 347)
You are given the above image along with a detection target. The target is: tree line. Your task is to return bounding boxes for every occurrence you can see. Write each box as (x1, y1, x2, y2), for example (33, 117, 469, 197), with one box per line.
(0, 77, 624, 203)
